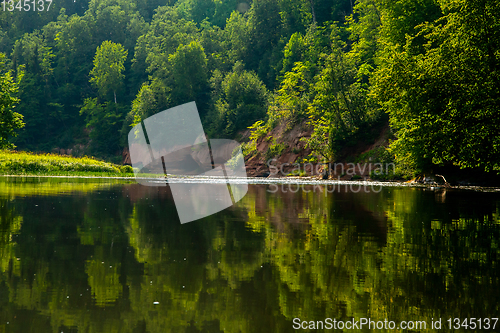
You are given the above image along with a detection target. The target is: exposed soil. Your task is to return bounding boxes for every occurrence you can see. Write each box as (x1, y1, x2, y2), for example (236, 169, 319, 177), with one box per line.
(243, 120, 392, 179)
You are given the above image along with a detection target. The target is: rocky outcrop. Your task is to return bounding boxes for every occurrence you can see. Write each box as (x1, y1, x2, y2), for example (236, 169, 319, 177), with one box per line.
(123, 147, 131, 165)
(242, 121, 392, 178)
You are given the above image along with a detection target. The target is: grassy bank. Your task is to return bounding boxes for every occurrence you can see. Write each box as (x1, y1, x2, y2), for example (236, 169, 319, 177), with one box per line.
(0, 150, 135, 177)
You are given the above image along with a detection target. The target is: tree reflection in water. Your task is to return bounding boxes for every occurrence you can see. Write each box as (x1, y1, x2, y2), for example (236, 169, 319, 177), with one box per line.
(0, 177, 499, 332)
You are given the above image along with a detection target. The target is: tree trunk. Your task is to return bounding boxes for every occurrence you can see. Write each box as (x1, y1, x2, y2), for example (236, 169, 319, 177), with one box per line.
(114, 91, 117, 104)
(309, 0, 316, 24)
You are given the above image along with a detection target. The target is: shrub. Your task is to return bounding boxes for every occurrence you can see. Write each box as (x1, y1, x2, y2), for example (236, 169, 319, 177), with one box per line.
(241, 141, 257, 158)
(265, 138, 287, 160)
(248, 120, 269, 141)
(120, 165, 134, 174)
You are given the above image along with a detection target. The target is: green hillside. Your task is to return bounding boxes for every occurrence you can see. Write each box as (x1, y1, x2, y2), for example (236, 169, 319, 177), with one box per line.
(0, 0, 498, 177)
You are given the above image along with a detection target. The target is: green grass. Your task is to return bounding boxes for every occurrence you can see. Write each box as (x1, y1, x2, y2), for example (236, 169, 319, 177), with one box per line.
(287, 169, 308, 177)
(0, 150, 135, 177)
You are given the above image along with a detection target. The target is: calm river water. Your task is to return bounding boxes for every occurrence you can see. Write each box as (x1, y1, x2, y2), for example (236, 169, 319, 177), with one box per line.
(0, 177, 499, 332)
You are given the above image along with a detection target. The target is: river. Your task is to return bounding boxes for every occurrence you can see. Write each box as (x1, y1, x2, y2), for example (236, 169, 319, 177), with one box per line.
(0, 176, 499, 332)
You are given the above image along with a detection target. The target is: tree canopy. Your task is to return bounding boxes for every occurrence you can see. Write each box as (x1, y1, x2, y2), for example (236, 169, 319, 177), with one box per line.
(89, 40, 128, 104)
(375, 0, 500, 173)
(0, 0, 498, 174)
(0, 53, 24, 148)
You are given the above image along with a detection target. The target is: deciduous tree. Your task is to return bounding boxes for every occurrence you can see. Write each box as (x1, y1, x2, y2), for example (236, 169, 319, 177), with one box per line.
(375, 0, 500, 174)
(0, 53, 24, 149)
(89, 41, 128, 104)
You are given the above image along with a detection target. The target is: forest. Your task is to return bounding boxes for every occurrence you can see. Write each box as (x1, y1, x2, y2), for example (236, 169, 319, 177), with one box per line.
(0, 0, 499, 176)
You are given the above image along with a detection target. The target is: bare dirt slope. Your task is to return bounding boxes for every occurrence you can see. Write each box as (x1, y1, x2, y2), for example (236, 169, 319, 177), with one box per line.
(243, 121, 391, 179)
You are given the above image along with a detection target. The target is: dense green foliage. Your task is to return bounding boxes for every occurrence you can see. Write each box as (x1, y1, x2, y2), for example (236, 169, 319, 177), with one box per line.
(206, 62, 269, 137)
(376, 0, 500, 173)
(0, 54, 24, 148)
(89, 40, 128, 103)
(1, 0, 499, 174)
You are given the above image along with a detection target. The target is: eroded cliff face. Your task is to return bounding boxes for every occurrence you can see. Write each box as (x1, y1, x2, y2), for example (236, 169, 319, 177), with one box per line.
(243, 121, 391, 179)
(242, 121, 315, 177)
(123, 120, 392, 179)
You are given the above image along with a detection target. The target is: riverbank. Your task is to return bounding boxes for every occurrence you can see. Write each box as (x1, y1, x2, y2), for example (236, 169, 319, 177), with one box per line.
(1, 173, 499, 193)
(1, 150, 499, 192)
(0, 150, 135, 177)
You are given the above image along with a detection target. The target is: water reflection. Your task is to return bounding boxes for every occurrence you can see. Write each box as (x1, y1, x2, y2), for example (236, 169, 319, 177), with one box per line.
(0, 177, 499, 332)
